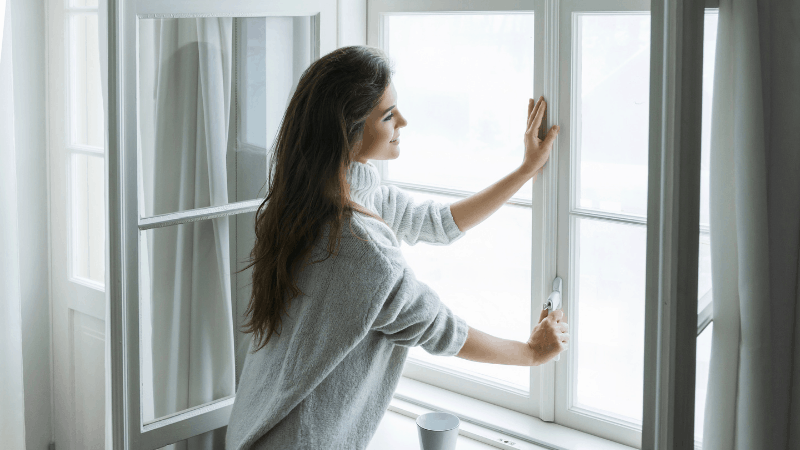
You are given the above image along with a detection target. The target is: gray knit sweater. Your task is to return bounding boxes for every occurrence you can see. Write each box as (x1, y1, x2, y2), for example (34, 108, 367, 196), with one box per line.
(225, 160, 469, 450)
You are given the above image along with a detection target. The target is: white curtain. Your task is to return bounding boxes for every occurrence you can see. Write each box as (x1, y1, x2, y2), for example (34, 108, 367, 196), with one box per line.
(0, 0, 26, 448)
(145, 18, 236, 450)
(704, 0, 800, 448)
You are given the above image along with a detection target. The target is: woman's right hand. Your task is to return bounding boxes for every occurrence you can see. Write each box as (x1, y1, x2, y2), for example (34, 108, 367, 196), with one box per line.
(527, 308, 569, 365)
(521, 96, 559, 178)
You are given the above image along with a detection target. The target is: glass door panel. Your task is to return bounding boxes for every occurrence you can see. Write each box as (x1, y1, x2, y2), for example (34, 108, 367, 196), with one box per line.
(139, 216, 239, 423)
(136, 16, 313, 218)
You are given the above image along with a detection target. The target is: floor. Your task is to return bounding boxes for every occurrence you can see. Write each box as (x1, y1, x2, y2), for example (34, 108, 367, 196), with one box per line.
(367, 410, 498, 450)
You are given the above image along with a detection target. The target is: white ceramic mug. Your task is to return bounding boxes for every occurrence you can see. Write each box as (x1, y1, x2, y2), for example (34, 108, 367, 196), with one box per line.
(416, 412, 460, 450)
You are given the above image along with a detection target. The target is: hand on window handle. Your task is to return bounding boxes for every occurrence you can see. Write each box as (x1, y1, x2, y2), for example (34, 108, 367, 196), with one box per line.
(526, 307, 569, 366)
(521, 96, 560, 182)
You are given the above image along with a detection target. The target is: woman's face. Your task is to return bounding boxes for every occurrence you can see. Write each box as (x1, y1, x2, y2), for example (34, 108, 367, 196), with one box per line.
(353, 81, 407, 163)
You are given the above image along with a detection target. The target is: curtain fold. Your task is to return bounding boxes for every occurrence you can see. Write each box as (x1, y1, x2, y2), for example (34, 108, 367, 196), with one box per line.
(704, 0, 800, 448)
(0, 0, 27, 448)
(146, 17, 235, 450)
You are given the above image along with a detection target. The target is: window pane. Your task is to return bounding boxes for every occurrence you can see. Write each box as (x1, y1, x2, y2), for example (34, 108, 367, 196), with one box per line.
(69, 14, 104, 148)
(404, 191, 531, 391)
(385, 14, 535, 200)
(576, 14, 650, 217)
(573, 217, 646, 422)
(700, 12, 719, 227)
(71, 153, 105, 285)
(698, 231, 712, 311)
(137, 16, 312, 217)
(239, 16, 312, 150)
(698, 11, 718, 314)
(695, 322, 713, 444)
(139, 217, 236, 422)
(241, 17, 267, 148)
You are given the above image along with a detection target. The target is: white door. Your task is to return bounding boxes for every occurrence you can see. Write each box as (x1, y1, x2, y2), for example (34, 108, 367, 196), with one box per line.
(47, 0, 108, 449)
(109, 1, 337, 448)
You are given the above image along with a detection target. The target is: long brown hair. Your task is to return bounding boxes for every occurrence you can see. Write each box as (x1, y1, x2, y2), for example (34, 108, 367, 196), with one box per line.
(240, 45, 394, 353)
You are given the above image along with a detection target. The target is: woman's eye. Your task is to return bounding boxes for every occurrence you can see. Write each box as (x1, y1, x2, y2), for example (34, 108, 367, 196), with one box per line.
(383, 114, 394, 122)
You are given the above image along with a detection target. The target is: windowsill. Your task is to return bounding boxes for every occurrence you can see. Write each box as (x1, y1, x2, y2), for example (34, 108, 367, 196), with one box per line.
(390, 376, 636, 450)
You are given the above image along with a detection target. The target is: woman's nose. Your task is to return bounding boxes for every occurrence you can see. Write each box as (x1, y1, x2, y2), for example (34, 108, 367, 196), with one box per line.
(397, 113, 408, 128)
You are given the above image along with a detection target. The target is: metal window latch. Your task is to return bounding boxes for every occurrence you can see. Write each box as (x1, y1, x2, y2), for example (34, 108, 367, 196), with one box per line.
(543, 276, 563, 361)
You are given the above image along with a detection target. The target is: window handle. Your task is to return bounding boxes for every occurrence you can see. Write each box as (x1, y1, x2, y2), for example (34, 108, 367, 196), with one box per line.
(543, 276, 563, 361)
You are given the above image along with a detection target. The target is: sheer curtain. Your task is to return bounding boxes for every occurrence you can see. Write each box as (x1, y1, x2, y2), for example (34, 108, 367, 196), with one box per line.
(704, 0, 800, 448)
(0, 0, 26, 448)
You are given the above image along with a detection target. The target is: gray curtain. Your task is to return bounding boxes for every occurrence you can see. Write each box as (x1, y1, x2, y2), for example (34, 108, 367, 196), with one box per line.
(704, 0, 800, 448)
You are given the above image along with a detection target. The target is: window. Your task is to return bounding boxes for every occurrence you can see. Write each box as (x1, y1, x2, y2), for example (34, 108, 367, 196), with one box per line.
(369, 0, 718, 447)
(136, 14, 313, 420)
(382, 11, 542, 413)
(118, 2, 335, 446)
(66, 0, 105, 288)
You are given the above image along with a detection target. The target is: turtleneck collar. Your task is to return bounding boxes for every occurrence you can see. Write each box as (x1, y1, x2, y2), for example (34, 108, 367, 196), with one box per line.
(346, 160, 381, 210)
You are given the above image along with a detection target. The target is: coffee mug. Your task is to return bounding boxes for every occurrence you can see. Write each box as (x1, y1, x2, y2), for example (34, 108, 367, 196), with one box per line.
(416, 412, 460, 450)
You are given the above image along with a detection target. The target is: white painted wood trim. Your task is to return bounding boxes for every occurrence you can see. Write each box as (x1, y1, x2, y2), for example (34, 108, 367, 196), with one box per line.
(107, 0, 126, 446)
(393, 377, 636, 450)
(533, 0, 562, 423)
(697, 300, 712, 336)
(553, 0, 651, 446)
(383, 179, 534, 207)
(137, 199, 263, 230)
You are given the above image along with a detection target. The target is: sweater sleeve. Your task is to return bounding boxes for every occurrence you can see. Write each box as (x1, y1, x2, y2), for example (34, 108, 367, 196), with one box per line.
(374, 184, 466, 246)
(366, 258, 469, 357)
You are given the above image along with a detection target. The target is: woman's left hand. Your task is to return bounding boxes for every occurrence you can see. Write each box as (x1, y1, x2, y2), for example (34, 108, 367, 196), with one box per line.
(521, 96, 560, 178)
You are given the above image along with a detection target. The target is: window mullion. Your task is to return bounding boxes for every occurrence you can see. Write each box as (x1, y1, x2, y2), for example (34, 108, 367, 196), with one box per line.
(537, 0, 562, 424)
(697, 300, 713, 336)
(137, 199, 263, 231)
(383, 179, 533, 207)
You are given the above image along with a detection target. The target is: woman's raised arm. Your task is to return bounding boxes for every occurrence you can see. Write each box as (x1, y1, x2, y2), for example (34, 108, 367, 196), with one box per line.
(450, 96, 559, 233)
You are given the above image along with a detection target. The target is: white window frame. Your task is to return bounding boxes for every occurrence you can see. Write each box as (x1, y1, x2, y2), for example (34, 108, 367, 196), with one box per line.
(109, 0, 334, 448)
(105, 0, 714, 447)
(369, 0, 715, 448)
(65, 2, 106, 291)
(554, 1, 650, 446)
(368, 0, 556, 421)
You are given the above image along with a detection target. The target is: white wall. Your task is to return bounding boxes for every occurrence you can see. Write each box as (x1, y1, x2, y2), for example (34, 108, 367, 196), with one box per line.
(10, 0, 52, 449)
(338, 0, 366, 47)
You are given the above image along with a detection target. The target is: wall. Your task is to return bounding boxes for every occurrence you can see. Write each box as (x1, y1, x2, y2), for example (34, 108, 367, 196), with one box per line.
(338, 0, 366, 47)
(11, 0, 53, 448)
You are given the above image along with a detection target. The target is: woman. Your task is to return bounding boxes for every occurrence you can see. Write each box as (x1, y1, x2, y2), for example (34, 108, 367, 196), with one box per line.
(225, 45, 567, 450)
